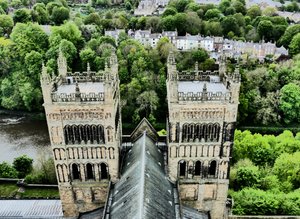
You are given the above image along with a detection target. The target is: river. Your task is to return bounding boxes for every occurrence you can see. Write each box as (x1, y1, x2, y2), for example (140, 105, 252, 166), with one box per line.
(0, 114, 51, 164)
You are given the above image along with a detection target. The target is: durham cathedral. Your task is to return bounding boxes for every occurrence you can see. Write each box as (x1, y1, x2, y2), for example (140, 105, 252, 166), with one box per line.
(40, 51, 240, 219)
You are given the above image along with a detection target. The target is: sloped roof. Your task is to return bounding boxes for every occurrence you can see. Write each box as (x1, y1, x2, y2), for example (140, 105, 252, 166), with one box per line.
(0, 200, 63, 218)
(130, 118, 159, 142)
(104, 132, 179, 219)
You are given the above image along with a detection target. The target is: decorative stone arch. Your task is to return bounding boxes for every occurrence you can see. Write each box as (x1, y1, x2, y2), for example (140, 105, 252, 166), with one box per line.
(108, 147, 115, 159)
(99, 162, 109, 180)
(71, 163, 80, 180)
(106, 126, 113, 143)
(208, 160, 218, 178)
(170, 146, 177, 158)
(194, 160, 202, 177)
(86, 163, 94, 180)
(178, 160, 187, 178)
(179, 145, 185, 157)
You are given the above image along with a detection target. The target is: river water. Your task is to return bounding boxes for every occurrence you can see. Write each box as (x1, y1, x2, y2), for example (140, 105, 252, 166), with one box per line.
(0, 114, 51, 164)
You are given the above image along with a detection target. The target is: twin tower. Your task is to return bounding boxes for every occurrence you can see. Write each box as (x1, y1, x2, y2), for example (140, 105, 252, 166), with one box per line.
(41, 51, 240, 219)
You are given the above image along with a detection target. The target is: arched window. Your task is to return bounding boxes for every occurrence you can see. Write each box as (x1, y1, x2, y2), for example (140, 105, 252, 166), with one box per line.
(100, 163, 108, 179)
(72, 163, 80, 180)
(179, 160, 186, 177)
(86, 163, 94, 180)
(194, 161, 201, 176)
(209, 160, 217, 177)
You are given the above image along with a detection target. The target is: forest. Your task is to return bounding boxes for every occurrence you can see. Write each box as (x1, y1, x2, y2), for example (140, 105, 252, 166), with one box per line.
(230, 130, 300, 215)
(2, 0, 300, 127)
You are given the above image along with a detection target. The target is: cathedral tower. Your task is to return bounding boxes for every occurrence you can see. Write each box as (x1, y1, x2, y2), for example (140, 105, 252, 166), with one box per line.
(166, 53, 240, 219)
(41, 52, 121, 217)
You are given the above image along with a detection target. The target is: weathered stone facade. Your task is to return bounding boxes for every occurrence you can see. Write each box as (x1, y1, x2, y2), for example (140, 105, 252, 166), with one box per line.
(41, 51, 121, 217)
(166, 52, 240, 219)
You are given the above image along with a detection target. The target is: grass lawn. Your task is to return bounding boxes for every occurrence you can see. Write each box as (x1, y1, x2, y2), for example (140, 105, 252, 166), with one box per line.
(0, 182, 59, 199)
(20, 187, 59, 199)
(0, 182, 18, 197)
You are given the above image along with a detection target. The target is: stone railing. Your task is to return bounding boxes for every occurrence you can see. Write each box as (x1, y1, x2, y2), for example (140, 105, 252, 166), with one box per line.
(51, 92, 105, 102)
(177, 70, 219, 81)
(66, 71, 114, 83)
(178, 92, 231, 101)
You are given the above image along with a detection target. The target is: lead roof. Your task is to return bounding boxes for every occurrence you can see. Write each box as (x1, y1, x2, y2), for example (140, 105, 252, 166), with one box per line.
(105, 132, 179, 219)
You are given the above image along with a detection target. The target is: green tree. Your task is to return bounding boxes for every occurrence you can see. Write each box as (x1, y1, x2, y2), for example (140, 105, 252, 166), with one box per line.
(246, 5, 261, 19)
(278, 24, 300, 48)
(221, 16, 240, 36)
(51, 6, 69, 25)
(59, 39, 77, 63)
(134, 90, 159, 123)
(204, 8, 221, 20)
(13, 8, 31, 23)
(0, 162, 18, 178)
(10, 22, 48, 59)
(273, 152, 300, 189)
(50, 22, 83, 48)
(289, 33, 300, 56)
(162, 7, 177, 17)
(0, 15, 13, 36)
(13, 155, 33, 178)
(31, 3, 49, 24)
(279, 83, 300, 124)
(257, 20, 274, 41)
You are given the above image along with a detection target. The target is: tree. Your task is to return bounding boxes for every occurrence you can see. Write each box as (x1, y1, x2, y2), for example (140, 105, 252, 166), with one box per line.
(204, 8, 221, 20)
(232, 0, 246, 15)
(50, 22, 83, 48)
(162, 7, 177, 17)
(10, 22, 48, 59)
(31, 3, 49, 24)
(13, 8, 32, 23)
(134, 90, 159, 123)
(278, 24, 300, 48)
(279, 83, 300, 124)
(273, 152, 300, 189)
(289, 33, 300, 56)
(0, 15, 13, 36)
(59, 39, 77, 63)
(51, 6, 69, 25)
(221, 16, 240, 36)
(13, 155, 33, 178)
(247, 5, 261, 19)
(257, 20, 273, 41)
(0, 162, 18, 178)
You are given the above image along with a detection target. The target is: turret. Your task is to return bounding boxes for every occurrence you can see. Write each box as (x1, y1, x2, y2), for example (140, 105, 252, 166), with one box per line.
(167, 51, 177, 81)
(229, 64, 241, 104)
(40, 63, 52, 104)
(57, 50, 67, 78)
(110, 52, 118, 79)
(167, 51, 178, 103)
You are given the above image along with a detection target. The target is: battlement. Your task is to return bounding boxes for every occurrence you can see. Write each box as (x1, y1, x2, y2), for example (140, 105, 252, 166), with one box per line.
(51, 92, 105, 102)
(177, 70, 220, 81)
(178, 91, 231, 102)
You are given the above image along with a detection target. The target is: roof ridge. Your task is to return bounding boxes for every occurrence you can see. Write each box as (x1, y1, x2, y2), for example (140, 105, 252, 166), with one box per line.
(138, 131, 147, 219)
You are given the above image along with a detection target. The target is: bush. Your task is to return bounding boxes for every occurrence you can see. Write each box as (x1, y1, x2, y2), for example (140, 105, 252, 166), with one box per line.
(0, 162, 18, 178)
(231, 188, 300, 215)
(13, 155, 33, 178)
(25, 157, 57, 184)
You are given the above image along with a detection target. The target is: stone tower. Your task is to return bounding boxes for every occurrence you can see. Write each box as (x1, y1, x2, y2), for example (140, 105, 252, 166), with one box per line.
(41, 51, 121, 217)
(166, 52, 240, 219)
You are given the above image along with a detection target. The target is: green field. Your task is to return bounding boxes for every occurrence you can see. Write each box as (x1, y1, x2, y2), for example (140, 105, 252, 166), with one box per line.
(0, 182, 59, 199)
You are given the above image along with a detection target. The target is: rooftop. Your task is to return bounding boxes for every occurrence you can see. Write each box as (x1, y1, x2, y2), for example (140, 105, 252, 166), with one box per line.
(178, 81, 227, 94)
(0, 200, 63, 218)
(105, 132, 179, 219)
(55, 82, 104, 95)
